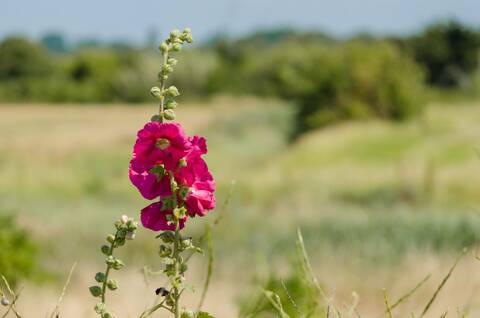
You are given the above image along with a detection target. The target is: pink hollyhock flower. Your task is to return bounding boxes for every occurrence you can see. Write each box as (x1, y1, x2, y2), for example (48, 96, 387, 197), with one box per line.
(185, 184, 216, 217)
(141, 201, 187, 231)
(189, 135, 207, 155)
(133, 122, 191, 171)
(177, 154, 216, 217)
(129, 159, 171, 200)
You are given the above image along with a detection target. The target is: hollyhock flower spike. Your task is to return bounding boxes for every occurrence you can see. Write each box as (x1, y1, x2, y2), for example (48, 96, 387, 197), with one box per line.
(87, 28, 218, 318)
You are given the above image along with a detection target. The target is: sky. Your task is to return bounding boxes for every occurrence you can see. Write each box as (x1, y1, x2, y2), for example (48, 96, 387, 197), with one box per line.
(1, 0, 479, 44)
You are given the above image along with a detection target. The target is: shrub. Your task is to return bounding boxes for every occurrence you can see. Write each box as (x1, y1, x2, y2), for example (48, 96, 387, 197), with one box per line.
(409, 20, 480, 88)
(217, 40, 426, 137)
(0, 214, 37, 286)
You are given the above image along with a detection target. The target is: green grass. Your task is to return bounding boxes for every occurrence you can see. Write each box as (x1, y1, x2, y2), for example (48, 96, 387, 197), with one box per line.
(1, 97, 480, 272)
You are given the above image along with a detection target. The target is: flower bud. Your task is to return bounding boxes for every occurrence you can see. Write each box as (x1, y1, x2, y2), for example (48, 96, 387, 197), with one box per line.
(170, 29, 181, 41)
(105, 255, 115, 266)
(101, 245, 110, 255)
(162, 64, 173, 74)
(150, 86, 162, 99)
(151, 114, 161, 122)
(1, 296, 9, 306)
(159, 42, 169, 54)
(89, 286, 102, 297)
(106, 234, 115, 244)
(167, 58, 177, 66)
(165, 86, 180, 97)
(94, 302, 106, 314)
(157, 231, 175, 243)
(180, 237, 192, 248)
(163, 109, 175, 120)
(165, 100, 178, 110)
(126, 231, 135, 240)
(183, 27, 192, 34)
(181, 310, 194, 318)
(159, 245, 172, 257)
(121, 215, 128, 224)
(101, 312, 113, 318)
(95, 272, 106, 283)
(107, 279, 118, 290)
(112, 259, 124, 270)
(172, 43, 181, 52)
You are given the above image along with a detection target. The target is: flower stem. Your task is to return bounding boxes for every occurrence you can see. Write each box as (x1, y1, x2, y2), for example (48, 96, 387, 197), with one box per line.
(101, 239, 116, 304)
(173, 220, 181, 318)
(158, 46, 170, 121)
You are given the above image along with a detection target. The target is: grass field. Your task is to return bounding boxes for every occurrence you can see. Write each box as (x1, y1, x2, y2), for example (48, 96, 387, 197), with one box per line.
(2, 96, 480, 317)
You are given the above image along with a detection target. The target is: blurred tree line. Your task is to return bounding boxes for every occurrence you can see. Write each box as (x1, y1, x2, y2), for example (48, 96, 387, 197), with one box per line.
(0, 20, 479, 136)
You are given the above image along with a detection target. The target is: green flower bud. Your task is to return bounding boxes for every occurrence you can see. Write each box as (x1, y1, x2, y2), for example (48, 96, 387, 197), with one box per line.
(172, 43, 181, 52)
(170, 29, 181, 40)
(180, 237, 192, 248)
(179, 263, 188, 274)
(165, 100, 178, 110)
(159, 42, 169, 54)
(106, 234, 115, 244)
(162, 64, 173, 74)
(105, 255, 115, 266)
(126, 231, 135, 240)
(112, 259, 124, 270)
(89, 286, 102, 298)
(94, 302, 106, 314)
(173, 206, 187, 219)
(157, 231, 175, 243)
(167, 58, 178, 66)
(101, 312, 113, 318)
(159, 244, 172, 257)
(150, 86, 162, 99)
(181, 310, 195, 318)
(163, 109, 175, 120)
(183, 27, 192, 34)
(165, 86, 180, 97)
(107, 279, 118, 290)
(101, 245, 110, 255)
(95, 272, 106, 283)
(151, 114, 161, 122)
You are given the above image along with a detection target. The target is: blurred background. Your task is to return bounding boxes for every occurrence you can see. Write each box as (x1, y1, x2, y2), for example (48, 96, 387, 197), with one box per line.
(2, 0, 480, 317)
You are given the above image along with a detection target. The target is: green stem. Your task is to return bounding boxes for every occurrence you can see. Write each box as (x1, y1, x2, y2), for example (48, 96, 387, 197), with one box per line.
(101, 239, 116, 304)
(173, 218, 181, 318)
(158, 46, 170, 121)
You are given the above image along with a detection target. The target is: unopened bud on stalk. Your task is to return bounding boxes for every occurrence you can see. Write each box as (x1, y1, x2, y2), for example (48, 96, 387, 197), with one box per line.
(107, 279, 118, 290)
(165, 86, 180, 97)
(165, 100, 178, 110)
(121, 215, 128, 224)
(181, 310, 195, 318)
(106, 234, 115, 244)
(150, 87, 162, 99)
(126, 231, 135, 240)
(89, 286, 102, 297)
(167, 58, 177, 66)
(172, 43, 181, 52)
(170, 29, 181, 40)
(159, 42, 169, 54)
(1, 296, 9, 306)
(163, 109, 176, 120)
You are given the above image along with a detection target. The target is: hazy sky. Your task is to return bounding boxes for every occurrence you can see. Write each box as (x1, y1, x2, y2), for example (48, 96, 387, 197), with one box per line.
(2, 0, 479, 43)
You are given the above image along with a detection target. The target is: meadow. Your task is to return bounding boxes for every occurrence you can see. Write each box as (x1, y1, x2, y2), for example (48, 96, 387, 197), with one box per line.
(2, 96, 480, 317)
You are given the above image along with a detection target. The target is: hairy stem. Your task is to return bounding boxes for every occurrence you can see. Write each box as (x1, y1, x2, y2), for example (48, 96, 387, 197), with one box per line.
(101, 238, 116, 303)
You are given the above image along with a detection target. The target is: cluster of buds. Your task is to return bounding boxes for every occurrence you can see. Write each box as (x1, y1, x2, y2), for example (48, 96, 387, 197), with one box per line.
(150, 28, 193, 122)
(156, 230, 203, 312)
(90, 215, 138, 318)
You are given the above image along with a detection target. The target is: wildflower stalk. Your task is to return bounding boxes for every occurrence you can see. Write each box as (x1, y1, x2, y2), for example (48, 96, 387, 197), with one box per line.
(89, 215, 138, 318)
